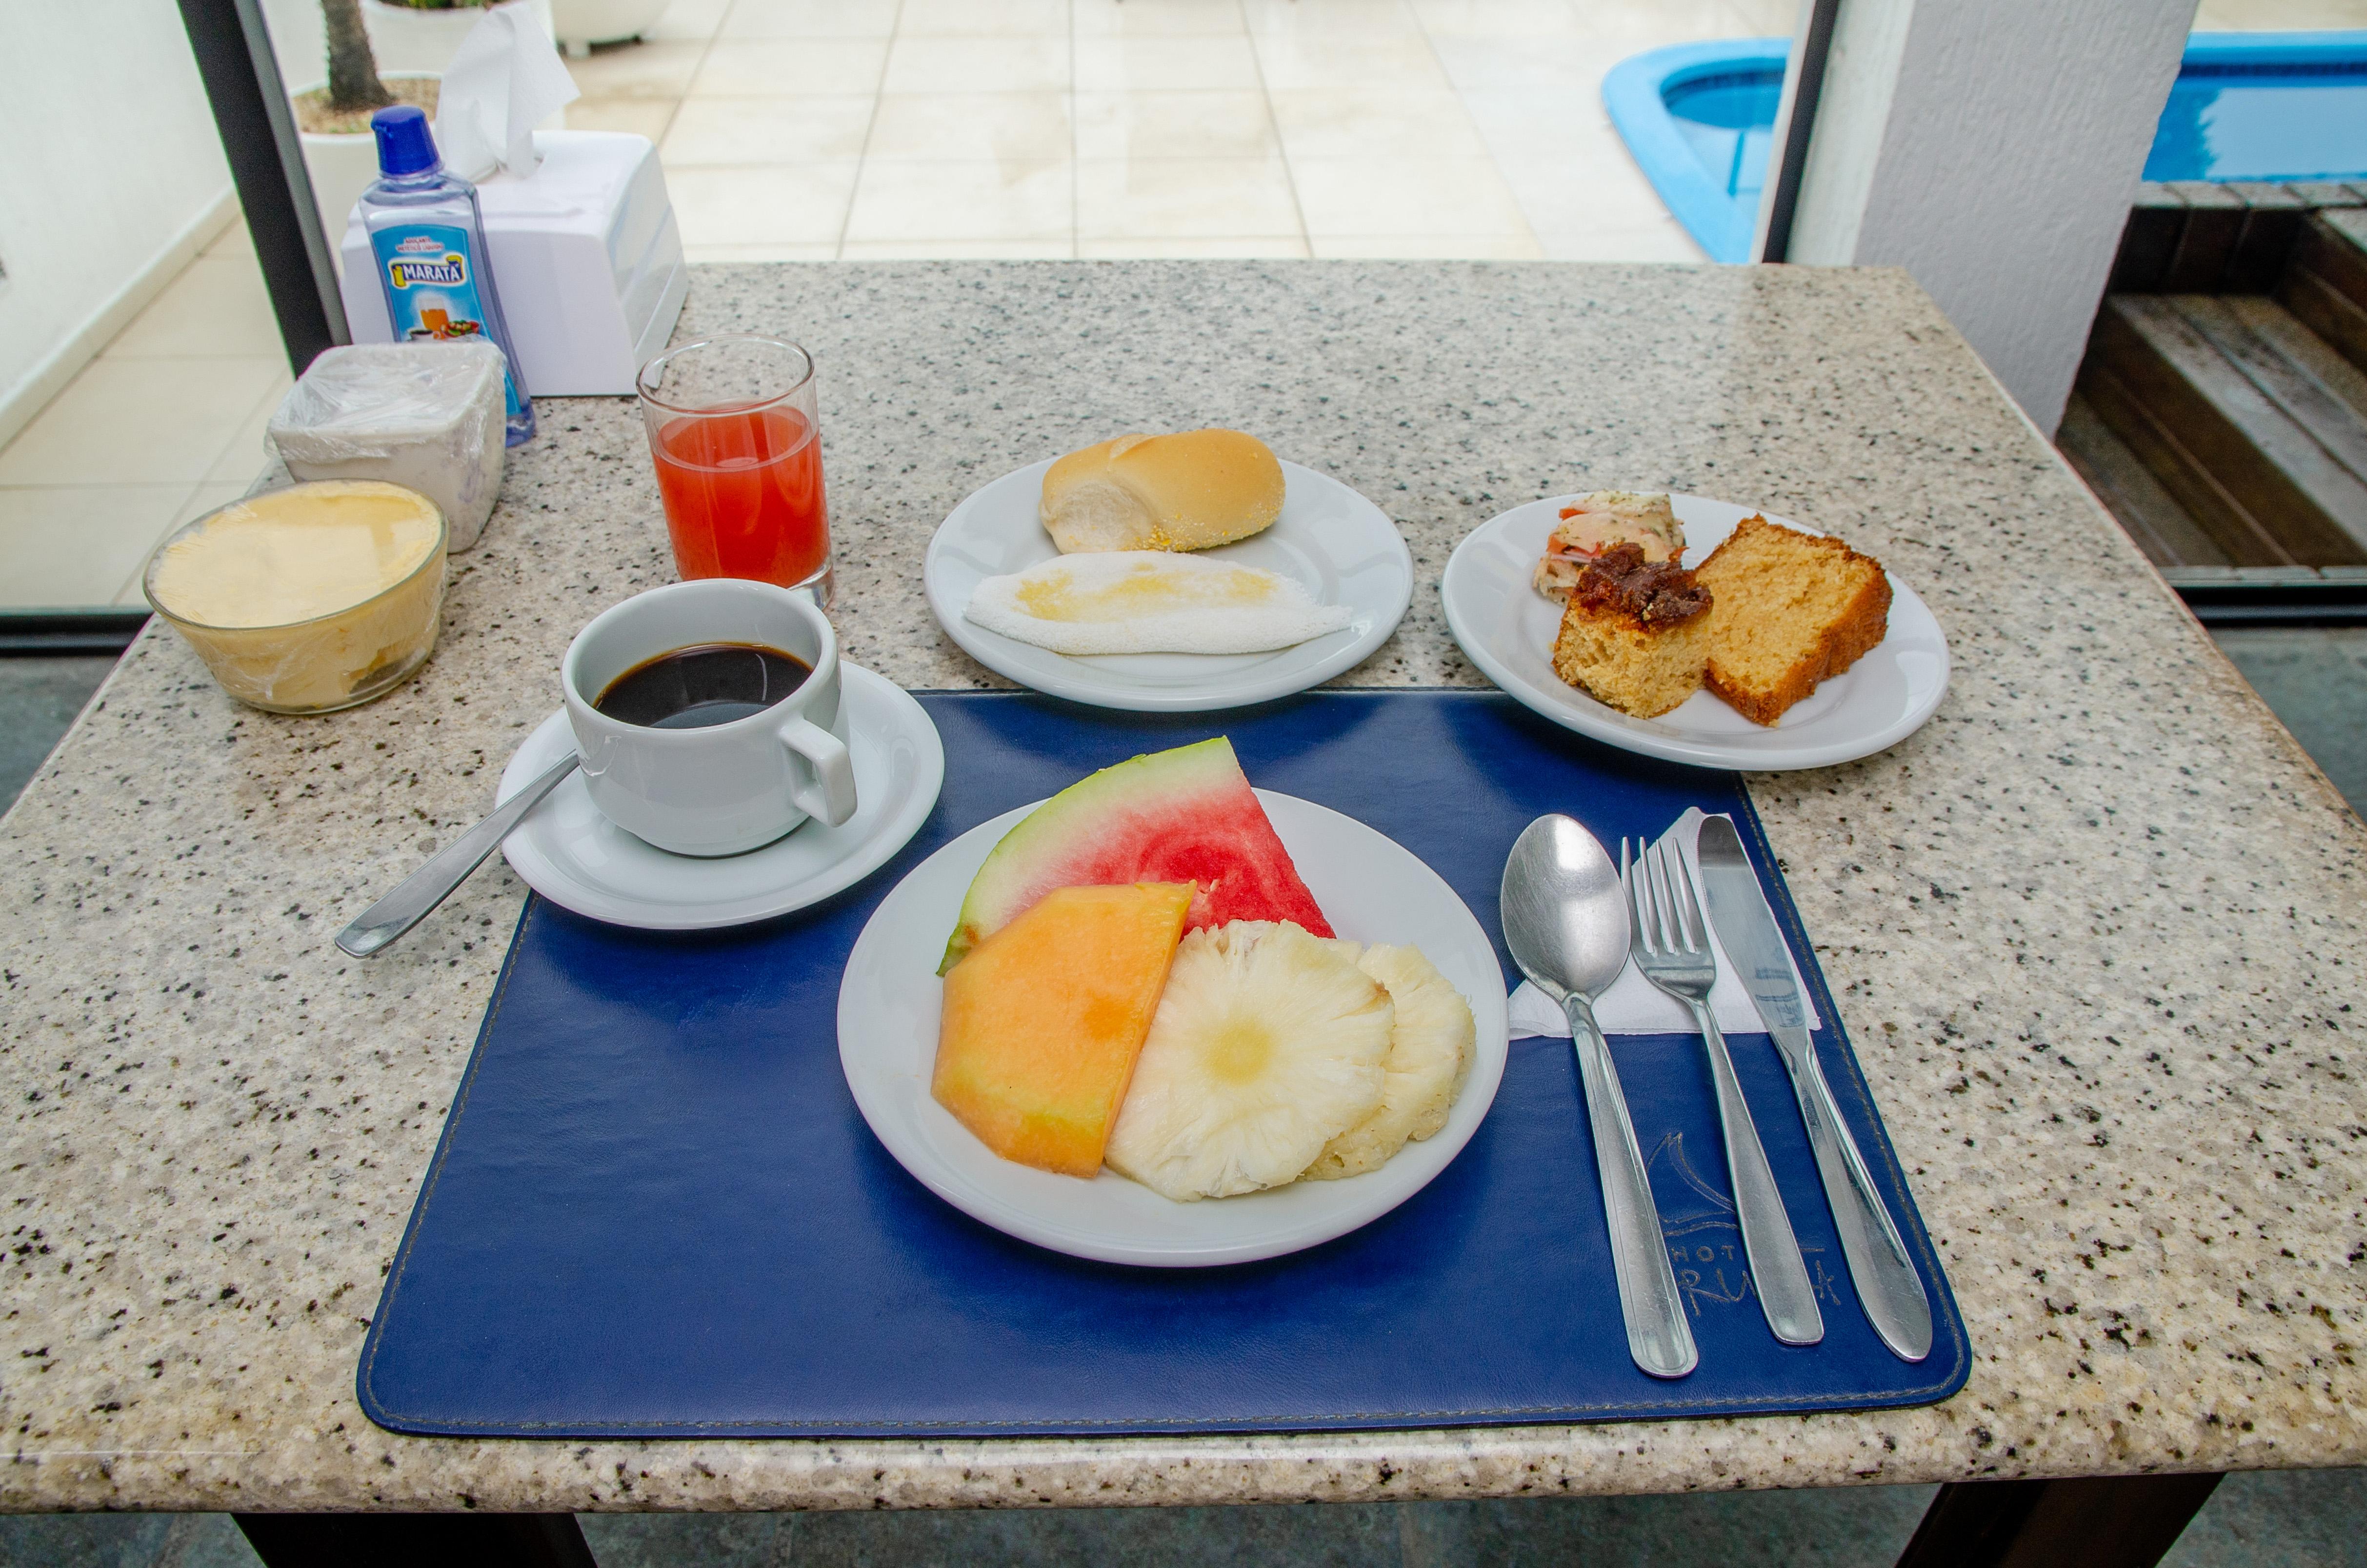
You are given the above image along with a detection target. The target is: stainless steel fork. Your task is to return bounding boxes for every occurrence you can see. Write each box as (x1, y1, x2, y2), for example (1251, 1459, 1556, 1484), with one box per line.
(1623, 836, 1824, 1347)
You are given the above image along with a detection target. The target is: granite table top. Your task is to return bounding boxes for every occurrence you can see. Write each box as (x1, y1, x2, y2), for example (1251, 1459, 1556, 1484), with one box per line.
(3, 261, 2361, 1514)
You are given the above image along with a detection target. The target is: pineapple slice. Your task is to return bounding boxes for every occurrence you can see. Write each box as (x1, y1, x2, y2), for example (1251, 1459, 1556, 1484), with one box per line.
(1105, 921, 1391, 1202)
(1301, 942, 1477, 1181)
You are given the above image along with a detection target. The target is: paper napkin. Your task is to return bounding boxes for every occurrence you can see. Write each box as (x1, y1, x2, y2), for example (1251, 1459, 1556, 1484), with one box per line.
(436, 5, 582, 181)
(1507, 809, 1824, 1040)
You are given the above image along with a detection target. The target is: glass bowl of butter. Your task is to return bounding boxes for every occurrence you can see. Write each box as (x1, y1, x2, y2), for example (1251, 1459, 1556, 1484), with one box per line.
(143, 480, 449, 714)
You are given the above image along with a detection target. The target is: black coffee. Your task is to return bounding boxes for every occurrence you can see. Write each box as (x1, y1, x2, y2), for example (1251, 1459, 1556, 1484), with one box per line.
(595, 642, 812, 729)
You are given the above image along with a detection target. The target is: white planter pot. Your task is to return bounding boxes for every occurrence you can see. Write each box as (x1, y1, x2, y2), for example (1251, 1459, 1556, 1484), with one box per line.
(361, 0, 554, 74)
(551, 0, 672, 57)
(294, 73, 440, 241)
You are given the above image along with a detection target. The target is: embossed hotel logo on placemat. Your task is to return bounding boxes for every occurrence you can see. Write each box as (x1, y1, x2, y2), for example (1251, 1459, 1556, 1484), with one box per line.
(1647, 1131, 1847, 1321)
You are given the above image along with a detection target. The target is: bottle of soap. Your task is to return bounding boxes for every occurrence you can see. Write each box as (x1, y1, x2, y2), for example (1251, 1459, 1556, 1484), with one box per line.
(358, 106, 535, 447)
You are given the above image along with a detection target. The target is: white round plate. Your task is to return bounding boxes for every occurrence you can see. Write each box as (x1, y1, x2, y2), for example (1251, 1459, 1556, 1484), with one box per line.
(836, 791, 1511, 1267)
(1441, 494, 1950, 770)
(495, 664, 945, 930)
(923, 457, 1414, 712)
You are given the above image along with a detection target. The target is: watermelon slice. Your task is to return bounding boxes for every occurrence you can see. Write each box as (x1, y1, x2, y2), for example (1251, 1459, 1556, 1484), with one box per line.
(938, 736, 1333, 974)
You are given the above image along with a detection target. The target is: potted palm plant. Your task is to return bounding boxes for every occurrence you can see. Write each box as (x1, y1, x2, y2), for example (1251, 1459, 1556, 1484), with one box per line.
(291, 0, 439, 239)
(288, 0, 560, 238)
(363, 0, 556, 73)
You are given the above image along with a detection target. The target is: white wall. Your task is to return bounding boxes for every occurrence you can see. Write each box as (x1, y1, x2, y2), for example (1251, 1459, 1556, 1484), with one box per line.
(1788, 0, 2194, 435)
(0, 0, 239, 447)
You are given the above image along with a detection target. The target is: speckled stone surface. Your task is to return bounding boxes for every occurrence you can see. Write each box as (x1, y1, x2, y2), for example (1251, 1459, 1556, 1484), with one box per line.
(3, 262, 2361, 1513)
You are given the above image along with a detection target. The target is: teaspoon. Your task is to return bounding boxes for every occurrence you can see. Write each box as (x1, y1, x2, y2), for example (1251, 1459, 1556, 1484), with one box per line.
(335, 753, 580, 958)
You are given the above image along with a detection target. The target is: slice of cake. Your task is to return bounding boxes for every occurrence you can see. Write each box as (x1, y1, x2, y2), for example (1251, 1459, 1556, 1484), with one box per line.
(1550, 543, 1714, 718)
(1692, 515, 1891, 726)
(1533, 490, 1686, 602)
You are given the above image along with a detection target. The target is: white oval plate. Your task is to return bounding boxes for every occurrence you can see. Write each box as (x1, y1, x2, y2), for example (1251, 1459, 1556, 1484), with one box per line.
(923, 458, 1413, 712)
(495, 664, 944, 930)
(1441, 494, 1950, 770)
(836, 791, 1511, 1267)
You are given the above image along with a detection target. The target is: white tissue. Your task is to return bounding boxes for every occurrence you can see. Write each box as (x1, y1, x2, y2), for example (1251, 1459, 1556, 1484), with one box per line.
(1508, 969, 1792, 1039)
(435, 6, 582, 181)
(1507, 809, 1824, 1039)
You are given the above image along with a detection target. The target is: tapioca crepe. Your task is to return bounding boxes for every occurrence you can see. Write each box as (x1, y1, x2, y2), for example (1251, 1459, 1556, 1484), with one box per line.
(965, 552, 1354, 656)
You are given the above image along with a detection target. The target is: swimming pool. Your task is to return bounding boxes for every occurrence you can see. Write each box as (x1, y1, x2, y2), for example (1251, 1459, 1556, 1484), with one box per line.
(1601, 38, 1787, 265)
(1605, 30, 2367, 264)
(2149, 32, 2367, 182)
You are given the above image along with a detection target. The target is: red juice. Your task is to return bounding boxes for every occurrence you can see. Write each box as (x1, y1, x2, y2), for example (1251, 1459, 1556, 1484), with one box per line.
(651, 405, 829, 588)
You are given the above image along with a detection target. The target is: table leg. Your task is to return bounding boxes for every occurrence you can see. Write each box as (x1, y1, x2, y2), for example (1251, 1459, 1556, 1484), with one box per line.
(1894, 1473, 2224, 1568)
(233, 1512, 599, 1568)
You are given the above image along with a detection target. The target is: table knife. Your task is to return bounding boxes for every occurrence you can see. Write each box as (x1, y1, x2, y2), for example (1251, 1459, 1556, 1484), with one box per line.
(1692, 815, 1935, 1363)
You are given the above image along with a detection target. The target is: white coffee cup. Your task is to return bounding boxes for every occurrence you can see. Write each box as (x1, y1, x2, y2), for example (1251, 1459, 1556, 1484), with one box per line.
(562, 580, 858, 856)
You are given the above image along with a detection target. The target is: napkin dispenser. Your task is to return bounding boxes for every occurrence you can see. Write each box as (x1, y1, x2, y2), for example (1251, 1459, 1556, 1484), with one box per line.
(340, 130, 687, 397)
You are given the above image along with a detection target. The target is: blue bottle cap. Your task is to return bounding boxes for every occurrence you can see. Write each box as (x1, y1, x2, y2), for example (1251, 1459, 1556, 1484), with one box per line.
(370, 106, 442, 177)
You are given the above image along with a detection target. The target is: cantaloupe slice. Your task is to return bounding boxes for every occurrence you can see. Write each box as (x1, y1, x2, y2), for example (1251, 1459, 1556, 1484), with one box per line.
(932, 881, 1196, 1177)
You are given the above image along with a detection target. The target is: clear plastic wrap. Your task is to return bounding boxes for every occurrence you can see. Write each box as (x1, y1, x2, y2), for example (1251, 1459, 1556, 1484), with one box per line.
(267, 343, 506, 550)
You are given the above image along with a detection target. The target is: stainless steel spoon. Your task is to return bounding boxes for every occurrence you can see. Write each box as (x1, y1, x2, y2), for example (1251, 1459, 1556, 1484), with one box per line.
(335, 753, 580, 958)
(1501, 814, 1698, 1379)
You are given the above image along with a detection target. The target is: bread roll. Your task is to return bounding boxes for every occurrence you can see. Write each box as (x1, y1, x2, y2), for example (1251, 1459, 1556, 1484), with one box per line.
(1040, 429, 1285, 553)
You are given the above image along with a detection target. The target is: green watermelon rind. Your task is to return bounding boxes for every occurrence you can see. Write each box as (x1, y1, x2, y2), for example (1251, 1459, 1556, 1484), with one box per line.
(936, 736, 1330, 973)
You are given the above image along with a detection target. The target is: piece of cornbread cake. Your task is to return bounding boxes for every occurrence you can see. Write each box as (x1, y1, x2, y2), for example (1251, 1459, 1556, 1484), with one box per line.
(1693, 515, 1890, 726)
(1550, 543, 1713, 719)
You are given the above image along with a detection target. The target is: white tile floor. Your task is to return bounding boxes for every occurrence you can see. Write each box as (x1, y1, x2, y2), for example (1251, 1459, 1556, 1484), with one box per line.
(2, 0, 2362, 608)
(611, 0, 1764, 263)
(0, 219, 288, 609)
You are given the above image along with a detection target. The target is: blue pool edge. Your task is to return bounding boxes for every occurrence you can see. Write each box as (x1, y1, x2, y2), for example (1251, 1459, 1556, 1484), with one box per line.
(2184, 27, 2367, 67)
(1601, 38, 1790, 265)
(1609, 30, 2367, 263)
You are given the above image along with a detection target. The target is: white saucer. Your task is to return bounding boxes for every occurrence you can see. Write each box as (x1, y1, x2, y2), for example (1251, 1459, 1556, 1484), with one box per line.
(835, 790, 1511, 1268)
(494, 664, 944, 930)
(923, 457, 1413, 712)
(1440, 494, 1951, 771)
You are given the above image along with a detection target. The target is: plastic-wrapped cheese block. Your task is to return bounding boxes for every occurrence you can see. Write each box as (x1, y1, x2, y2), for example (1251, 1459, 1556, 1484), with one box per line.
(267, 343, 506, 550)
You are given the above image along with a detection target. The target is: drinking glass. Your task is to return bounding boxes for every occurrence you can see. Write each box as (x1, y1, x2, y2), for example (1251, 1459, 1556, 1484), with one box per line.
(636, 335, 834, 607)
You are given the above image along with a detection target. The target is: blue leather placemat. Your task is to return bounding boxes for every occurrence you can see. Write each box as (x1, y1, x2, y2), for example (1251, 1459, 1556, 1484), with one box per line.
(360, 692, 1967, 1437)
